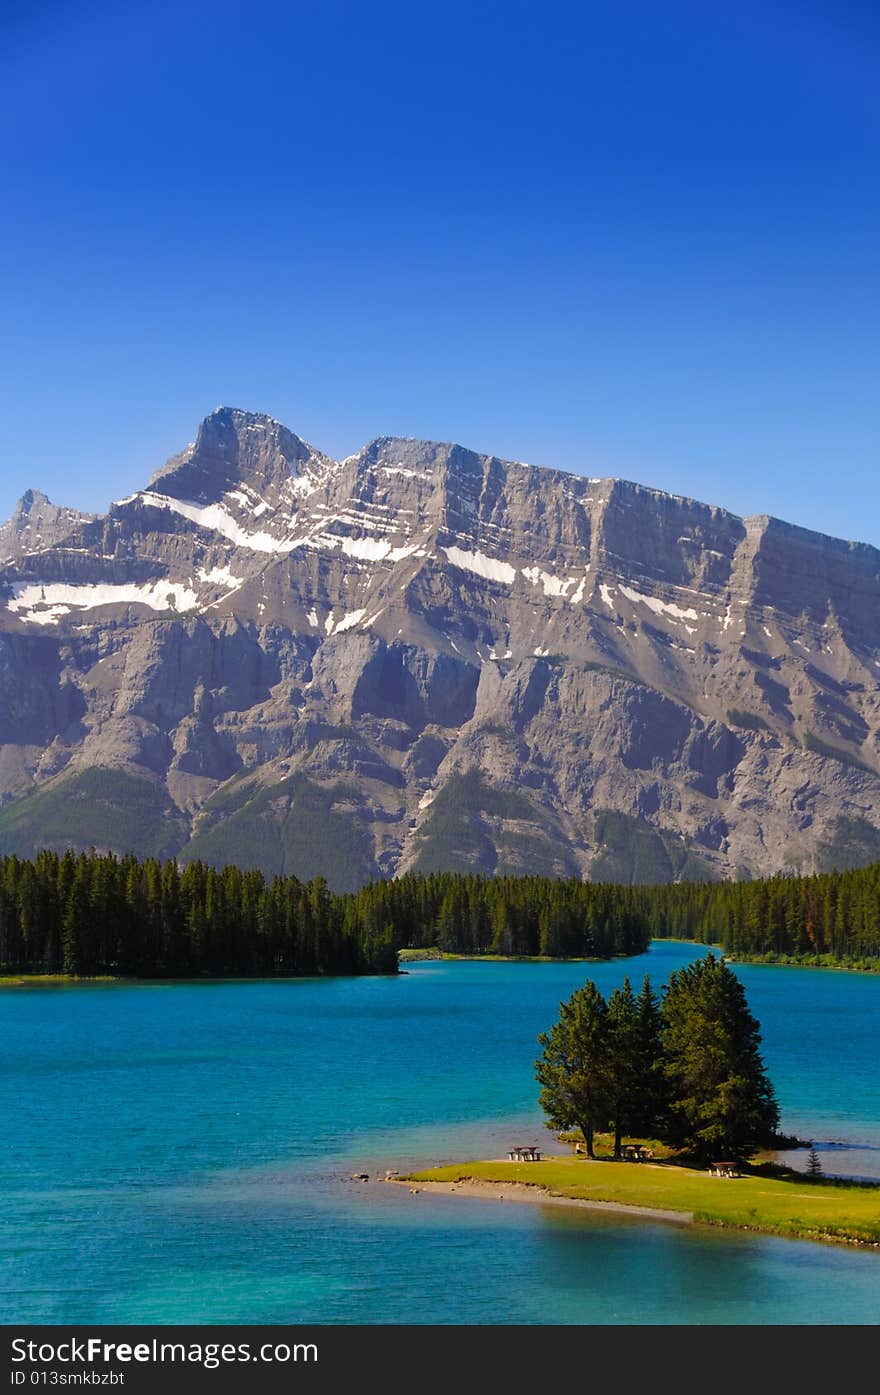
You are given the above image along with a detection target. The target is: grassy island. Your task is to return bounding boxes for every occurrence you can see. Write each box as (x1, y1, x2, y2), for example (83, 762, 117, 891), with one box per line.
(448, 959, 878, 1250)
(401, 1155, 880, 1248)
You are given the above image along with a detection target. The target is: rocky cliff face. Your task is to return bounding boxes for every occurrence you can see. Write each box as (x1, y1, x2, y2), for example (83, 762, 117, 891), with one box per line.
(0, 489, 96, 563)
(2, 405, 879, 888)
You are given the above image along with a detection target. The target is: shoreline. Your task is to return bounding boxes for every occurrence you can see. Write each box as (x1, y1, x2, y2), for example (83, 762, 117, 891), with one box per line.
(388, 1176, 692, 1224)
(0, 973, 123, 987)
(389, 1157, 880, 1251)
(724, 955, 880, 975)
(397, 950, 621, 964)
(398, 945, 879, 974)
(6, 944, 876, 983)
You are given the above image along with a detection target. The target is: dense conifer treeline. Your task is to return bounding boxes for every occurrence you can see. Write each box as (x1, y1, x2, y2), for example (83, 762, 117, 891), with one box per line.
(0, 854, 650, 977)
(5, 847, 875, 978)
(638, 862, 880, 962)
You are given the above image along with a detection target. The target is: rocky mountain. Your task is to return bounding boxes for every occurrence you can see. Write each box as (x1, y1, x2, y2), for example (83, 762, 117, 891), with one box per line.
(1, 405, 879, 890)
(0, 489, 96, 563)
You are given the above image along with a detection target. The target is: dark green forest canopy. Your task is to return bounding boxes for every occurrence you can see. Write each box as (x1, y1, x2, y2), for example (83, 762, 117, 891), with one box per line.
(0, 854, 650, 978)
(2, 849, 879, 978)
(634, 861, 880, 963)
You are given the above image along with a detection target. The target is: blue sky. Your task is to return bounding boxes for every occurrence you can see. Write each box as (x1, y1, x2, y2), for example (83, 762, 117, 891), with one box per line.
(1, 0, 878, 543)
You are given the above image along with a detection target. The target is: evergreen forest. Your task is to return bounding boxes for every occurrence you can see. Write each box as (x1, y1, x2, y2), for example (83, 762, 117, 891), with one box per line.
(1, 848, 878, 979)
(0, 853, 649, 977)
(636, 862, 880, 964)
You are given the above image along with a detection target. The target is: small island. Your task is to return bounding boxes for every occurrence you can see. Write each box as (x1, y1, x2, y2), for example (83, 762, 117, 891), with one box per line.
(398, 1154, 880, 1248)
(394, 957, 880, 1249)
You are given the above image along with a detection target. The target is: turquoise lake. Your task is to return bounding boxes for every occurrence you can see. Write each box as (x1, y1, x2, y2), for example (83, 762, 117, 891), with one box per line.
(1, 940, 878, 1324)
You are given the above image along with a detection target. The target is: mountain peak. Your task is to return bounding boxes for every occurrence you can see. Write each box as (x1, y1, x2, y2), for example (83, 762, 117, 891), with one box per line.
(14, 488, 52, 515)
(148, 407, 328, 505)
(212, 404, 282, 421)
(0, 489, 95, 563)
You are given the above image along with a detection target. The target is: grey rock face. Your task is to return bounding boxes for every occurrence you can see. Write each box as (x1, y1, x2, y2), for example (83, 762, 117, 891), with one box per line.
(0, 489, 96, 563)
(1, 405, 879, 887)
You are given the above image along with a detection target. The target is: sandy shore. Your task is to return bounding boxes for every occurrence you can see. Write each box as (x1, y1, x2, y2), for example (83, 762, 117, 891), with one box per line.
(388, 1176, 693, 1225)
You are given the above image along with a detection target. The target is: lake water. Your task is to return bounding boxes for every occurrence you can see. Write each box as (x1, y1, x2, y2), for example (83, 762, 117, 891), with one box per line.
(1, 941, 878, 1324)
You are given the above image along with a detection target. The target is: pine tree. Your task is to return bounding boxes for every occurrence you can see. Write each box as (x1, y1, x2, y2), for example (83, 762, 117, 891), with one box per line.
(806, 1147, 823, 1179)
(630, 975, 666, 1136)
(661, 955, 779, 1160)
(61, 859, 90, 975)
(606, 979, 640, 1157)
(535, 982, 612, 1158)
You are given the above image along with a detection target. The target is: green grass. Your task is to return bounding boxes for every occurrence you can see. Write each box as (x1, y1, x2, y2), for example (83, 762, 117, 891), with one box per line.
(397, 948, 612, 964)
(726, 951, 880, 974)
(181, 773, 375, 890)
(591, 811, 715, 885)
(0, 767, 188, 860)
(557, 1131, 678, 1160)
(409, 769, 543, 875)
(0, 974, 121, 986)
(405, 1155, 880, 1248)
(200, 771, 260, 816)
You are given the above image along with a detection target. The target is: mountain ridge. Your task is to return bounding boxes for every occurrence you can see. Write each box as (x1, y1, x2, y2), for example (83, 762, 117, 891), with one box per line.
(1, 405, 879, 889)
(9, 404, 879, 552)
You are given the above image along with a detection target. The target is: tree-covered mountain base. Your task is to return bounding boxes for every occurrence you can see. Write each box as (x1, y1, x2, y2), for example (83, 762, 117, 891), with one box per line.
(3, 848, 878, 979)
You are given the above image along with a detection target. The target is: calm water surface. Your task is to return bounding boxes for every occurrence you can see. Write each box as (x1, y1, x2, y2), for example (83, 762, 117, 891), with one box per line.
(1, 941, 878, 1324)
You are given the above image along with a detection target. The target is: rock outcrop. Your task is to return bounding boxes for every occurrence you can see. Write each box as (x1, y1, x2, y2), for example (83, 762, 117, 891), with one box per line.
(0, 489, 96, 563)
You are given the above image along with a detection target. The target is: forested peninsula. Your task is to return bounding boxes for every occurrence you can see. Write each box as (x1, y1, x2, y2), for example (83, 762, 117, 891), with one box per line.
(0, 853, 649, 978)
(637, 862, 880, 967)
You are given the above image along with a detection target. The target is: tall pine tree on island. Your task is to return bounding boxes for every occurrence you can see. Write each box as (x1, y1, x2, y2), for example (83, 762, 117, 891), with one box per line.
(661, 955, 779, 1161)
(535, 983, 612, 1158)
(606, 979, 641, 1158)
(631, 974, 667, 1137)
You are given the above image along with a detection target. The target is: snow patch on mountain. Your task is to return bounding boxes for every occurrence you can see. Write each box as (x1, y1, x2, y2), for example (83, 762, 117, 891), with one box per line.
(442, 546, 517, 585)
(522, 565, 577, 598)
(7, 579, 199, 624)
(381, 466, 431, 481)
(197, 564, 242, 587)
(618, 584, 700, 627)
(138, 492, 300, 553)
(333, 609, 366, 634)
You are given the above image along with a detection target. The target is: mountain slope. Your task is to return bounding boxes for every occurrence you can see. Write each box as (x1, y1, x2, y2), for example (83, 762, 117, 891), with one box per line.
(1, 405, 879, 887)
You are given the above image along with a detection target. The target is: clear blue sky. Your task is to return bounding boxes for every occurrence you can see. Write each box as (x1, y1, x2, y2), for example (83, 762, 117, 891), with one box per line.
(2, 0, 878, 543)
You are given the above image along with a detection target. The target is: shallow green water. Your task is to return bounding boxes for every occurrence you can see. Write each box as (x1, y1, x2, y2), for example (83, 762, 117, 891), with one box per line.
(1, 941, 878, 1324)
